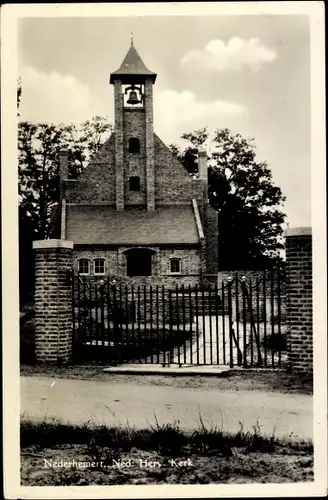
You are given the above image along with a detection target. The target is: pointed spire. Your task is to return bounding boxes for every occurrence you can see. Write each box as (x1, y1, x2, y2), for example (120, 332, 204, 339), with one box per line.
(110, 40, 157, 84)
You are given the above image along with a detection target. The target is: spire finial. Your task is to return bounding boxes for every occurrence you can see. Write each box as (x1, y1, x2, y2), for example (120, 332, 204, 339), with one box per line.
(130, 32, 134, 46)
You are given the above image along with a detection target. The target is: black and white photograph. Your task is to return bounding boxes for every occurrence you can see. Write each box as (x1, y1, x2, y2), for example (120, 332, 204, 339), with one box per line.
(2, 2, 326, 497)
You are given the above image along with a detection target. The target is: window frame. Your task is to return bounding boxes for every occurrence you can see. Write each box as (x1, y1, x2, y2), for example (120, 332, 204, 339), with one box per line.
(94, 258, 106, 276)
(78, 258, 90, 276)
(169, 258, 181, 275)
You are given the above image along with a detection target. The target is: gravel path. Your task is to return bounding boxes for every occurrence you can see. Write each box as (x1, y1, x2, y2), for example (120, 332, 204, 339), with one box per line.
(21, 375, 313, 439)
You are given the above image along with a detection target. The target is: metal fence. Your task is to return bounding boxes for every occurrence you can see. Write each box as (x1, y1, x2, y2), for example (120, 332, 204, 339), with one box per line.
(72, 270, 286, 368)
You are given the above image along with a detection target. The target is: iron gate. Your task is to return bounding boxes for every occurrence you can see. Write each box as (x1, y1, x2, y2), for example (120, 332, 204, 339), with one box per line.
(71, 270, 286, 368)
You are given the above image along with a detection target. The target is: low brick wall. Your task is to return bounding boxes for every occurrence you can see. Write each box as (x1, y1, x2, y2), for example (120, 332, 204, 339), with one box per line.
(33, 239, 73, 363)
(285, 227, 313, 373)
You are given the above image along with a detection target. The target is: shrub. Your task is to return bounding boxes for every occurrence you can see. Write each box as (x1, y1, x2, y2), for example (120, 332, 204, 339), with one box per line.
(262, 333, 287, 352)
(20, 313, 36, 365)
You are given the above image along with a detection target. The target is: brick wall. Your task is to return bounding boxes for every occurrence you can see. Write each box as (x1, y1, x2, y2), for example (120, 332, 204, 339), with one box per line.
(65, 120, 205, 213)
(72, 246, 201, 288)
(123, 109, 147, 206)
(285, 227, 313, 373)
(201, 202, 218, 275)
(65, 136, 116, 204)
(64, 125, 206, 208)
(114, 80, 124, 210)
(154, 135, 204, 204)
(145, 79, 155, 210)
(33, 240, 73, 363)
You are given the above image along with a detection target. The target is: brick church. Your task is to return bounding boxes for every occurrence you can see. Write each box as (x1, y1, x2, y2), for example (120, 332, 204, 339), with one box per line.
(56, 41, 218, 287)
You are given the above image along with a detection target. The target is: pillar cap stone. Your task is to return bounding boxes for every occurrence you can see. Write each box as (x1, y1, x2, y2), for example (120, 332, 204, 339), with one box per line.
(33, 239, 74, 250)
(285, 227, 312, 237)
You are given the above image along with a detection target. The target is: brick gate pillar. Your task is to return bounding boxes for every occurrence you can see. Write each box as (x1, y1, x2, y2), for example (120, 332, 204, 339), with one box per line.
(32, 239, 73, 363)
(285, 227, 313, 373)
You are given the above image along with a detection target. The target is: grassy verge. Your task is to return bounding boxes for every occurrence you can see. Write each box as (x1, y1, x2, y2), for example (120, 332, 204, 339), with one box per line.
(21, 417, 313, 485)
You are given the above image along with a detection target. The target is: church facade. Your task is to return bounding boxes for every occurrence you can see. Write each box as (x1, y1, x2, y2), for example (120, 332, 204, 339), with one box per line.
(56, 41, 218, 288)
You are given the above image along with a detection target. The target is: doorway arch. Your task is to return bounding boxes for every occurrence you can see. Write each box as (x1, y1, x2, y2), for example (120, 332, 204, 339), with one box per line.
(124, 248, 156, 277)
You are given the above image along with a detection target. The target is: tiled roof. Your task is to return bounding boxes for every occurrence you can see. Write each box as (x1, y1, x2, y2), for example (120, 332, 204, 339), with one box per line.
(66, 205, 199, 245)
(110, 44, 157, 84)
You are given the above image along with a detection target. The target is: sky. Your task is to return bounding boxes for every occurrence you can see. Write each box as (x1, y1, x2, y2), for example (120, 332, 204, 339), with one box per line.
(18, 14, 311, 227)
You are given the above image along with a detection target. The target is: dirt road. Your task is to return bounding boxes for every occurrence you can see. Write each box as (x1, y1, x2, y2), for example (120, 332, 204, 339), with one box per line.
(21, 375, 313, 439)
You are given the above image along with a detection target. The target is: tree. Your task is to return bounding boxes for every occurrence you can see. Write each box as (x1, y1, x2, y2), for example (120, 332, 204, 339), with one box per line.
(170, 127, 286, 270)
(18, 116, 112, 305)
(79, 116, 113, 159)
(19, 122, 81, 238)
(18, 117, 112, 239)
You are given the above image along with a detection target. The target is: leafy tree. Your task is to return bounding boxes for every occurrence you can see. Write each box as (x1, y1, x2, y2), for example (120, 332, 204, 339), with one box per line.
(18, 116, 112, 304)
(79, 116, 113, 158)
(170, 127, 286, 270)
(19, 122, 81, 238)
(18, 117, 112, 239)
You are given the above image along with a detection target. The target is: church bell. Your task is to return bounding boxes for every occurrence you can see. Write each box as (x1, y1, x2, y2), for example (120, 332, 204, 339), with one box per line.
(127, 89, 140, 105)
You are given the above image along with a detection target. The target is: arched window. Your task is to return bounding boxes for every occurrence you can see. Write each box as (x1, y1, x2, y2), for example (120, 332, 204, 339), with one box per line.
(170, 258, 181, 274)
(129, 137, 140, 154)
(94, 258, 105, 275)
(78, 259, 90, 275)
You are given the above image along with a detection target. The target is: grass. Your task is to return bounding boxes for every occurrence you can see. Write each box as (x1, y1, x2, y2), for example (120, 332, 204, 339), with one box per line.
(20, 416, 314, 485)
(21, 415, 313, 456)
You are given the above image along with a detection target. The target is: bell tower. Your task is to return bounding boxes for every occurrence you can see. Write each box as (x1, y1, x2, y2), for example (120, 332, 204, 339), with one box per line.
(110, 38, 157, 211)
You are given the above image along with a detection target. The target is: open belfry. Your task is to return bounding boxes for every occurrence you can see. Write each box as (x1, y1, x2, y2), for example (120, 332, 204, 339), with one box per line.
(57, 40, 218, 286)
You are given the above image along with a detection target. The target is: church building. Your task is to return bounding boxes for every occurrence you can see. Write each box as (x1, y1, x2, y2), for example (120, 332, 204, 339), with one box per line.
(57, 41, 218, 287)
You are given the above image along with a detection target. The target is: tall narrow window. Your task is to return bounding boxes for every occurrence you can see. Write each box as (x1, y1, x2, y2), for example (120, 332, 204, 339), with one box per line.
(94, 259, 105, 275)
(78, 259, 90, 275)
(129, 137, 140, 153)
(170, 258, 181, 274)
(129, 176, 140, 191)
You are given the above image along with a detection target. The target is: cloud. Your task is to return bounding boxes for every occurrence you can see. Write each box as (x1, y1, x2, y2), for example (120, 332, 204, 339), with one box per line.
(180, 37, 277, 72)
(154, 89, 247, 144)
(19, 66, 104, 124)
(19, 67, 247, 146)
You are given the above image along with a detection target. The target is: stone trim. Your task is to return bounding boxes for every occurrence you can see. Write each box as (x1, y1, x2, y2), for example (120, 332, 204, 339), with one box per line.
(33, 239, 74, 250)
(60, 198, 66, 239)
(192, 199, 205, 240)
(114, 79, 124, 211)
(285, 227, 312, 237)
(145, 78, 155, 211)
(198, 150, 208, 181)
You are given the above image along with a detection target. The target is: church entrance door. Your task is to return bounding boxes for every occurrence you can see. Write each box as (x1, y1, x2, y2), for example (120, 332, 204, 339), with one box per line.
(126, 248, 153, 277)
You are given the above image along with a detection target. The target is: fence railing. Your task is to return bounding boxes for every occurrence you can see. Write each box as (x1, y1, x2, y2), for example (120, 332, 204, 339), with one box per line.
(71, 270, 286, 368)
